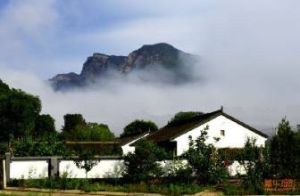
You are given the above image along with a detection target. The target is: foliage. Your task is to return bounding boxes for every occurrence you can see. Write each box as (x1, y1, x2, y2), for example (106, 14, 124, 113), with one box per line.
(183, 126, 228, 184)
(34, 114, 56, 138)
(74, 148, 99, 177)
(62, 113, 115, 141)
(295, 130, 300, 178)
(62, 114, 86, 134)
(12, 175, 89, 191)
(120, 120, 158, 138)
(0, 80, 66, 156)
(168, 111, 203, 125)
(0, 79, 9, 93)
(70, 124, 110, 176)
(123, 139, 167, 183)
(66, 142, 122, 156)
(269, 118, 299, 178)
(238, 138, 265, 194)
(67, 123, 115, 141)
(12, 133, 70, 156)
(0, 142, 7, 155)
(11, 177, 214, 195)
(0, 86, 41, 142)
(218, 148, 242, 167)
(165, 159, 193, 183)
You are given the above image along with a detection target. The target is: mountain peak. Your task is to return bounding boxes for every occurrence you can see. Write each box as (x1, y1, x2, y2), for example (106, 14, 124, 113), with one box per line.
(139, 42, 176, 50)
(132, 43, 180, 56)
(92, 52, 110, 58)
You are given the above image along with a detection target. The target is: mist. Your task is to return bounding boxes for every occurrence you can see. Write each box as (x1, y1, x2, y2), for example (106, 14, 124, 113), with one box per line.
(1, 52, 299, 137)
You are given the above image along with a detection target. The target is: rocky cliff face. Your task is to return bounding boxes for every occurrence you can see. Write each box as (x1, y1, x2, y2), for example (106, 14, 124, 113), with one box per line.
(49, 43, 199, 90)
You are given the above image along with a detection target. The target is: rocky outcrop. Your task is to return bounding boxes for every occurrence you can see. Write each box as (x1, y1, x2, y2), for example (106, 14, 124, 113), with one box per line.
(49, 43, 199, 90)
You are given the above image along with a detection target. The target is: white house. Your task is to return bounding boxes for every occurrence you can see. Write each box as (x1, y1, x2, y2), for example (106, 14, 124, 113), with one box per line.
(145, 108, 268, 156)
(6, 109, 268, 180)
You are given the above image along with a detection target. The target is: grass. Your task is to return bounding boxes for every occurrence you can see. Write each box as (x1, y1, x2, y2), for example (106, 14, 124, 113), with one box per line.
(9, 178, 300, 195)
(0, 193, 42, 196)
(8, 178, 214, 195)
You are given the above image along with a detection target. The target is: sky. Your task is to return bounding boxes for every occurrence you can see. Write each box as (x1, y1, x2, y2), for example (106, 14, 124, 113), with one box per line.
(1, 0, 300, 135)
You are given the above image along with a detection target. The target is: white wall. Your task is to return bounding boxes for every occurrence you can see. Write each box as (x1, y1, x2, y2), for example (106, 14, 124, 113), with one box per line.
(8, 158, 244, 180)
(10, 160, 48, 179)
(159, 159, 245, 177)
(173, 115, 267, 156)
(59, 160, 124, 178)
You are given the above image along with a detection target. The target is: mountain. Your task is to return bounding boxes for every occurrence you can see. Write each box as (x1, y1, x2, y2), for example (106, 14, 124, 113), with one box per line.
(49, 43, 199, 90)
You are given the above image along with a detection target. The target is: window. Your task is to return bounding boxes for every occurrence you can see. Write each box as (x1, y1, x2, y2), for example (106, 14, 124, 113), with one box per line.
(220, 130, 225, 136)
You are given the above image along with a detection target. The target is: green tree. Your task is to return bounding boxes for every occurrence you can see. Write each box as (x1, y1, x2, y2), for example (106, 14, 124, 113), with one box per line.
(238, 138, 265, 194)
(62, 114, 86, 138)
(123, 139, 167, 183)
(89, 123, 115, 141)
(68, 123, 115, 141)
(269, 118, 298, 178)
(74, 146, 99, 178)
(168, 111, 203, 125)
(120, 120, 158, 138)
(12, 133, 70, 156)
(63, 114, 86, 132)
(0, 87, 41, 143)
(184, 126, 227, 184)
(295, 130, 300, 178)
(0, 79, 9, 93)
(35, 114, 56, 138)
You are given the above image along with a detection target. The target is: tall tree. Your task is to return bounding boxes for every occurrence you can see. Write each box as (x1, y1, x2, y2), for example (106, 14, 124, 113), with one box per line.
(62, 114, 86, 138)
(35, 114, 56, 138)
(120, 120, 158, 138)
(295, 129, 300, 178)
(0, 87, 41, 142)
(69, 123, 115, 141)
(269, 118, 297, 178)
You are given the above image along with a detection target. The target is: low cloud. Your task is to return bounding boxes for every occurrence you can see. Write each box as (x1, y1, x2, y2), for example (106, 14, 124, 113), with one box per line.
(1, 55, 299, 137)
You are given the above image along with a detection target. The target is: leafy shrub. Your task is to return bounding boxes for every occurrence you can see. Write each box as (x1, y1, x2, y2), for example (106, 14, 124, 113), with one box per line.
(238, 138, 265, 194)
(183, 126, 228, 184)
(123, 139, 167, 183)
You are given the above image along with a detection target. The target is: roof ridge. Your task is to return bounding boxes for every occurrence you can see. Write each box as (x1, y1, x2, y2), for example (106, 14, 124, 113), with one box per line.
(164, 109, 222, 128)
(146, 109, 268, 144)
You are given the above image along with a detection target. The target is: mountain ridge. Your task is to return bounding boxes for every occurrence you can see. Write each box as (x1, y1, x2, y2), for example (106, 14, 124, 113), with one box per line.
(49, 43, 199, 90)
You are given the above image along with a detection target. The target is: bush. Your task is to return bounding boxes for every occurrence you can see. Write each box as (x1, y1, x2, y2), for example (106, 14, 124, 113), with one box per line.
(183, 126, 228, 184)
(238, 138, 265, 194)
(123, 139, 167, 183)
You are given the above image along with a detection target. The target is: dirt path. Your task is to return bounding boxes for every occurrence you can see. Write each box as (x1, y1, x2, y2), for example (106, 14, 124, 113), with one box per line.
(0, 188, 161, 196)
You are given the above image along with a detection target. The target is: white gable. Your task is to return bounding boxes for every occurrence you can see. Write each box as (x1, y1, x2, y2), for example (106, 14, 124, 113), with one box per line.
(172, 114, 267, 156)
(121, 133, 149, 155)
